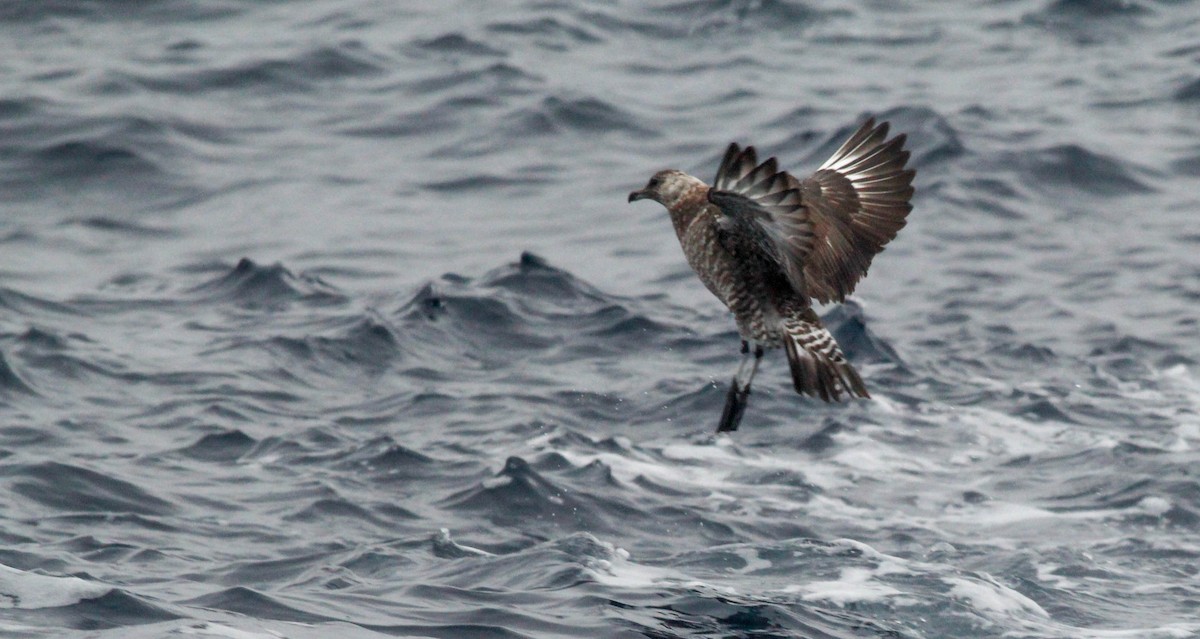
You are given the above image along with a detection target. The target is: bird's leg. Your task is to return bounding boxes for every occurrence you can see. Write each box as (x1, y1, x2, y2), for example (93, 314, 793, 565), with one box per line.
(717, 341, 762, 433)
(732, 339, 751, 380)
(743, 343, 764, 388)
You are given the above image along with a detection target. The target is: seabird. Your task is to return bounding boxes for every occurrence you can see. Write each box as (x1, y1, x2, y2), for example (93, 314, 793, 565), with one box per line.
(629, 118, 915, 432)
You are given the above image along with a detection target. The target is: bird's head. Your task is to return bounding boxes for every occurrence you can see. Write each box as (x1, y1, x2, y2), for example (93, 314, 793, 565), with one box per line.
(628, 170, 701, 209)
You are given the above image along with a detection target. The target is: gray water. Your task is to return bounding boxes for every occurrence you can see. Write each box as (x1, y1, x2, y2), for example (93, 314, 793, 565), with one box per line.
(1, 1, 1199, 637)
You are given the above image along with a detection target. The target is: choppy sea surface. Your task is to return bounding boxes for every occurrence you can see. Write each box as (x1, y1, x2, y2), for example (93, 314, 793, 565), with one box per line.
(2, 1, 1199, 637)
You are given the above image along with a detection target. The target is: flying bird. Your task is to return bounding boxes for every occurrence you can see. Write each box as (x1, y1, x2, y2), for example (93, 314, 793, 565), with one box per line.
(628, 118, 915, 432)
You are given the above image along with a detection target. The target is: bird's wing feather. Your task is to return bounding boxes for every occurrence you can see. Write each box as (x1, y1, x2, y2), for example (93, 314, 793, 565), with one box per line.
(707, 119, 915, 304)
(800, 118, 916, 303)
(708, 144, 814, 294)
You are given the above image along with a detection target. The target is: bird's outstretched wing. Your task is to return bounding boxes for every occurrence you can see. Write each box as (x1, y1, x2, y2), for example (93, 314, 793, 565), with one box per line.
(708, 145, 814, 293)
(800, 118, 915, 304)
(706, 119, 915, 302)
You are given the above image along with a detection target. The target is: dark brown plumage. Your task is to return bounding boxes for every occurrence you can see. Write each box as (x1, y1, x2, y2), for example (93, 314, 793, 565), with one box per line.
(629, 118, 915, 432)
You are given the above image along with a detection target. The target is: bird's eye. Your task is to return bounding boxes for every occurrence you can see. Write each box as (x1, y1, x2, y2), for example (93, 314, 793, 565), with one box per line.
(648, 177, 661, 188)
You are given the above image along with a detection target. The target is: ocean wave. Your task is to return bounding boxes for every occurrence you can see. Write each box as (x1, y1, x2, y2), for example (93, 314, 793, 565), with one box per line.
(402, 61, 542, 97)
(423, 94, 653, 159)
(653, 0, 827, 35)
(1173, 77, 1200, 102)
(0, 0, 242, 23)
(1005, 143, 1154, 196)
(0, 110, 205, 205)
(443, 456, 613, 532)
(1018, 0, 1150, 44)
(1, 461, 174, 516)
(187, 258, 345, 309)
(0, 352, 37, 396)
(412, 33, 507, 58)
(131, 43, 385, 95)
(395, 253, 695, 377)
(486, 15, 604, 47)
(182, 587, 329, 624)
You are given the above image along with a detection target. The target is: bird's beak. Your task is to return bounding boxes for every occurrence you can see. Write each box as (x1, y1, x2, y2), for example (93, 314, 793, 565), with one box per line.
(628, 190, 646, 203)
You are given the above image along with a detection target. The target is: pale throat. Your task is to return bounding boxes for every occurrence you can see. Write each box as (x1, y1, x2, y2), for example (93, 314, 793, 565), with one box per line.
(666, 181, 710, 238)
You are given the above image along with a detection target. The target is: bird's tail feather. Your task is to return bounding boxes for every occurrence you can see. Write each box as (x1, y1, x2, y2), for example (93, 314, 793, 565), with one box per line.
(782, 312, 869, 402)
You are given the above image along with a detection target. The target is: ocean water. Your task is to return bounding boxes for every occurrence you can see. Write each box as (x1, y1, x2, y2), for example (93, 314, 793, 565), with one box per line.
(1, 1, 1199, 637)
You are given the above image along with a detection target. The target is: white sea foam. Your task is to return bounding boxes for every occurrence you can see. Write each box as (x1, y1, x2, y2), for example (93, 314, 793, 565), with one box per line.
(533, 398, 1197, 639)
(945, 575, 1049, 618)
(824, 538, 888, 560)
(554, 439, 740, 491)
(784, 566, 903, 606)
(1033, 562, 1080, 589)
(0, 563, 110, 609)
(581, 543, 689, 590)
(660, 436, 738, 463)
(575, 534, 741, 595)
(1168, 421, 1198, 452)
(1135, 495, 1172, 516)
(779, 540, 916, 607)
(481, 475, 512, 488)
(434, 528, 492, 557)
(1074, 626, 1200, 639)
(178, 622, 287, 639)
(730, 547, 772, 573)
